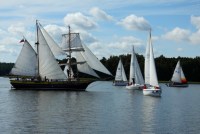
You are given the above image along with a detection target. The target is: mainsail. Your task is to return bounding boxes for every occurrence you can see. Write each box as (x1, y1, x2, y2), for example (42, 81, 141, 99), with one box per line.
(145, 31, 159, 87)
(129, 46, 144, 84)
(37, 22, 67, 80)
(171, 60, 187, 83)
(144, 33, 151, 84)
(115, 59, 127, 81)
(10, 39, 37, 76)
(39, 23, 65, 56)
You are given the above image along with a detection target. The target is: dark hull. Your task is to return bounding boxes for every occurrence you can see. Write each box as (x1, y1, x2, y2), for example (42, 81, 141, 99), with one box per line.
(10, 80, 94, 91)
(167, 82, 188, 87)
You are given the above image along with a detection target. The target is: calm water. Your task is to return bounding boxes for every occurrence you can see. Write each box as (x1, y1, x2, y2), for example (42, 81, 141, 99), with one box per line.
(0, 77, 200, 134)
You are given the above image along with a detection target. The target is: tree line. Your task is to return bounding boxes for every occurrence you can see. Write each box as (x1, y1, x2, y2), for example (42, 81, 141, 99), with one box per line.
(1, 55, 200, 82)
(100, 54, 200, 82)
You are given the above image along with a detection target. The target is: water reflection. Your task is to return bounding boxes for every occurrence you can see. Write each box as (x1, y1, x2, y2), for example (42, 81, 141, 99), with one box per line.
(1, 78, 200, 134)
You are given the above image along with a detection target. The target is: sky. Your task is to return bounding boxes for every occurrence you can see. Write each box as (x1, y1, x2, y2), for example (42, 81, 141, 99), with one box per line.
(1, 0, 200, 62)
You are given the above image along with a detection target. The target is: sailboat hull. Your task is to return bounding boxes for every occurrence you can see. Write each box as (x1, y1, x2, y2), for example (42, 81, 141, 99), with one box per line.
(167, 82, 188, 87)
(126, 84, 144, 90)
(113, 81, 128, 86)
(143, 88, 162, 97)
(10, 79, 94, 91)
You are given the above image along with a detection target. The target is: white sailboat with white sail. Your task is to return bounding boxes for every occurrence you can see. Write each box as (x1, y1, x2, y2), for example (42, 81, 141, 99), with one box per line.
(143, 30, 162, 97)
(113, 58, 128, 86)
(126, 46, 144, 90)
(167, 60, 188, 87)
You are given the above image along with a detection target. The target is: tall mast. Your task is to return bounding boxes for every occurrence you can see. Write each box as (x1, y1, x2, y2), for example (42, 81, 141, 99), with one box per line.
(68, 25, 72, 80)
(35, 20, 40, 78)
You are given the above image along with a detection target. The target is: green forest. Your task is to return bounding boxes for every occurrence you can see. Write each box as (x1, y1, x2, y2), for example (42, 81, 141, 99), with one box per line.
(1, 55, 200, 82)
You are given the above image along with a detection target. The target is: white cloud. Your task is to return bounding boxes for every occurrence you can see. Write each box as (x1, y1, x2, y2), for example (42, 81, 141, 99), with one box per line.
(7, 23, 26, 36)
(89, 7, 114, 21)
(191, 15, 200, 29)
(189, 29, 200, 45)
(177, 47, 183, 52)
(63, 12, 97, 30)
(162, 27, 190, 42)
(117, 14, 151, 31)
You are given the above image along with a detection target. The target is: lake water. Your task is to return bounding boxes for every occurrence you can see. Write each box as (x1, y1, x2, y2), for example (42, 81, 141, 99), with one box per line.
(0, 77, 200, 134)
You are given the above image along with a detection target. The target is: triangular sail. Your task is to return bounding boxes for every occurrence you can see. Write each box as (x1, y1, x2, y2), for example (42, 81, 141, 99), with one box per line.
(145, 31, 159, 87)
(115, 59, 127, 81)
(75, 51, 100, 78)
(37, 23, 67, 80)
(129, 46, 144, 85)
(10, 39, 37, 76)
(134, 56, 144, 85)
(39, 23, 65, 56)
(145, 34, 150, 84)
(129, 46, 135, 83)
(81, 44, 112, 76)
(171, 60, 187, 83)
(171, 61, 181, 83)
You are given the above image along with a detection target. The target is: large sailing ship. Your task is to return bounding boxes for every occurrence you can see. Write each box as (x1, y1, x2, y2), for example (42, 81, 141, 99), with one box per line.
(10, 21, 112, 90)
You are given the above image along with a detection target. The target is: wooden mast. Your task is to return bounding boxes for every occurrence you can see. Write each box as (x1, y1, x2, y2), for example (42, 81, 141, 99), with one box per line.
(35, 20, 40, 79)
(68, 25, 72, 81)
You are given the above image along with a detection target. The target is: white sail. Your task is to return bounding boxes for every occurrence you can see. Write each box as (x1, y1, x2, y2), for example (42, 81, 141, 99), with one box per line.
(80, 44, 112, 76)
(144, 31, 159, 86)
(129, 46, 135, 83)
(39, 23, 65, 56)
(134, 57, 144, 85)
(75, 51, 100, 78)
(129, 46, 144, 85)
(149, 32, 159, 87)
(171, 60, 187, 83)
(61, 33, 84, 52)
(10, 40, 37, 76)
(37, 23, 67, 80)
(115, 59, 127, 81)
(171, 61, 181, 83)
(145, 34, 151, 84)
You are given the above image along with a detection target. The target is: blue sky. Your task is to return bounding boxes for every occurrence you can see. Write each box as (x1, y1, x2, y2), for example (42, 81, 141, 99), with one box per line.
(0, 0, 200, 62)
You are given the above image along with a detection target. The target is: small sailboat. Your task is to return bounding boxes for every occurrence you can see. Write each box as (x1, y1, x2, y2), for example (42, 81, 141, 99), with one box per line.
(113, 58, 128, 86)
(167, 60, 188, 87)
(143, 30, 162, 97)
(126, 46, 144, 90)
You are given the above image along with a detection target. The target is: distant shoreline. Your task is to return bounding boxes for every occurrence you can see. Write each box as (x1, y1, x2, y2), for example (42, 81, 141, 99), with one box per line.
(2, 77, 200, 84)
